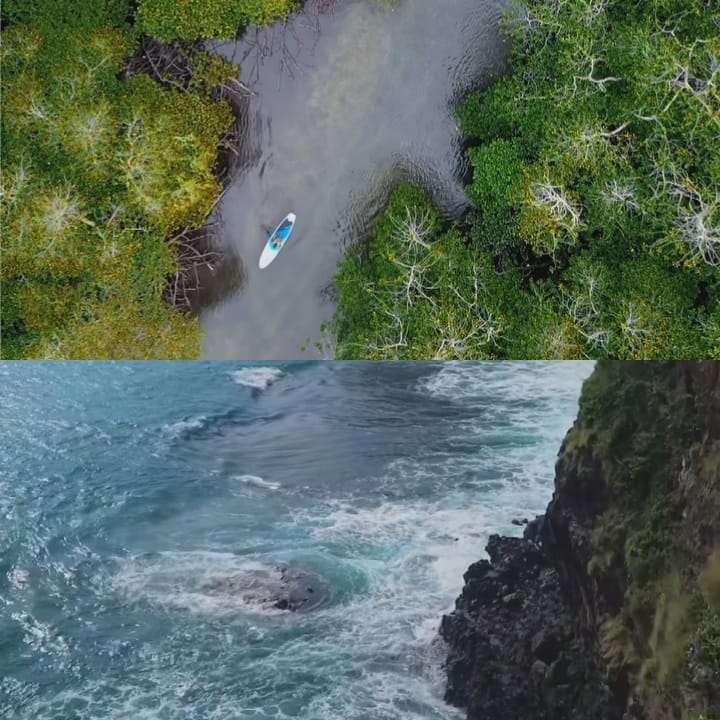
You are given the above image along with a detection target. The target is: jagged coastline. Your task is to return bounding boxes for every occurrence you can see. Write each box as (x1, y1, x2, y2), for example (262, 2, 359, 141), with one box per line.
(441, 361, 720, 720)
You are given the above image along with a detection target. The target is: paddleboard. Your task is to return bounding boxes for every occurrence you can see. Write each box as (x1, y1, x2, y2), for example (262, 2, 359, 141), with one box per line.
(259, 213, 296, 269)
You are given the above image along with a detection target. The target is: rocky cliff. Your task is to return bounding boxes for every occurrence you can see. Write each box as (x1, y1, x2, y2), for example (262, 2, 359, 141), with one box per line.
(441, 361, 720, 720)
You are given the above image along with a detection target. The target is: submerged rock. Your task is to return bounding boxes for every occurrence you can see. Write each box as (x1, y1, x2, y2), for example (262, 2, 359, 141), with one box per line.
(199, 564, 329, 613)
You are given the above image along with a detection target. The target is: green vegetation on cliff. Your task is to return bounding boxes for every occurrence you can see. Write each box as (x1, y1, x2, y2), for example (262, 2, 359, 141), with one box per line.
(565, 362, 720, 716)
(333, 0, 719, 359)
(0, 0, 287, 358)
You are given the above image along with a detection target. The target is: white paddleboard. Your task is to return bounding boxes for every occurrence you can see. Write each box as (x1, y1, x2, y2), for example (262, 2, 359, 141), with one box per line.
(259, 213, 296, 269)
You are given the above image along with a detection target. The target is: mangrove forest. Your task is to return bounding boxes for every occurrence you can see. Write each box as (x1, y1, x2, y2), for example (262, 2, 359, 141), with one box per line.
(333, 0, 719, 359)
(1, 0, 718, 359)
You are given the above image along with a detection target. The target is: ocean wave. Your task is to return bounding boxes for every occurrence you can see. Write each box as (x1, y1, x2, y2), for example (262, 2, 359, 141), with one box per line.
(305, 495, 512, 598)
(231, 367, 284, 390)
(417, 362, 593, 456)
(419, 361, 593, 404)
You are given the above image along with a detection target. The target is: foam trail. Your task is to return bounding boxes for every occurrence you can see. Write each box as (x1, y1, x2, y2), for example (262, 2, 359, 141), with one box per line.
(162, 415, 207, 438)
(233, 474, 283, 492)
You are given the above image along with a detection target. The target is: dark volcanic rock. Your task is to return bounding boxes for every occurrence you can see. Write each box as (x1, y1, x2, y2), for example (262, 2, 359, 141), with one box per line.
(441, 535, 615, 720)
(523, 514, 545, 544)
(273, 566, 328, 612)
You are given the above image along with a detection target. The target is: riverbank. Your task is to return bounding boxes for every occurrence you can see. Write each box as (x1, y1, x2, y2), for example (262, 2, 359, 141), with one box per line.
(2, 0, 509, 359)
(441, 361, 720, 719)
(333, 0, 719, 359)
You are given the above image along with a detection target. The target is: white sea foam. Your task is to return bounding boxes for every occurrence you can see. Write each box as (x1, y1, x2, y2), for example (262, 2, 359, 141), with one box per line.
(162, 415, 207, 438)
(8, 677, 280, 720)
(418, 362, 595, 478)
(420, 361, 593, 405)
(232, 474, 283, 492)
(11, 613, 68, 656)
(308, 492, 528, 601)
(231, 367, 283, 390)
(8, 568, 30, 590)
(109, 551, 292, 618)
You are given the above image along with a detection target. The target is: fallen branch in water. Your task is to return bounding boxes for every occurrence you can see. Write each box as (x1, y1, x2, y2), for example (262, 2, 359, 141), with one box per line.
(164, 225, 223, 312)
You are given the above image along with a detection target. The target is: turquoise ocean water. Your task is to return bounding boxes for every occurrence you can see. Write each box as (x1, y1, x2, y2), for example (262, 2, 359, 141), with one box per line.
(0, 361, 592, 719)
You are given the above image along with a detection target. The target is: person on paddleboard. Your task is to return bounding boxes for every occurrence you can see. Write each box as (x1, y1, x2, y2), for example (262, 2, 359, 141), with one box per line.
(273, 220, 291, 248)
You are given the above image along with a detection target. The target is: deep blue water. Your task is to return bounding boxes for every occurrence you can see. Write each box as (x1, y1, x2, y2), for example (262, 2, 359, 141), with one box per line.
(0, 361, 593, 719)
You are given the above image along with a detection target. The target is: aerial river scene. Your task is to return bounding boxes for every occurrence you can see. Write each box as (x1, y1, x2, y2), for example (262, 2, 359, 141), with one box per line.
(2, 0, 716, 359)
(199, 0, 508, 358)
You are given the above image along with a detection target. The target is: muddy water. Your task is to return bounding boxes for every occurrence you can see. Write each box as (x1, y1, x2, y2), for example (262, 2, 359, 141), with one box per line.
(200, 0, 508, 359)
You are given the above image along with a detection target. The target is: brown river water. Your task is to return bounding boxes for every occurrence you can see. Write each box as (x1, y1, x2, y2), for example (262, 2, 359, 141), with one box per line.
(198, 0, 508, 359)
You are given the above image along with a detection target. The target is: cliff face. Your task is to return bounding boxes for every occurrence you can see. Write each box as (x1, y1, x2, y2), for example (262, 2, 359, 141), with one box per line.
(441, 361, 720, 720)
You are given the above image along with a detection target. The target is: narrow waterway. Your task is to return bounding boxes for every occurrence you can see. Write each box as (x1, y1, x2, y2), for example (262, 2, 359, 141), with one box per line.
(199, 0, 508, 359)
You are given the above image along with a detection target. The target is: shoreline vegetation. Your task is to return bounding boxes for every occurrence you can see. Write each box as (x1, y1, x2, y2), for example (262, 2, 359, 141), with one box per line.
(1, 0, 294, 359)
(3, 1, 717, 360)
(333, 0, 719, 360)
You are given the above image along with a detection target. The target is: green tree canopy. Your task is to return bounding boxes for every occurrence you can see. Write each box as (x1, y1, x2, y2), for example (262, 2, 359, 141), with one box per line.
(1, 0, 288, 358)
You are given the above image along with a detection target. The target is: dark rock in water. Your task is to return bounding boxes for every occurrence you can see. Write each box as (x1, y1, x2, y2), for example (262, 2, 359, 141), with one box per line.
(273, 566, 329, 612)
(199, 564, 330, 613)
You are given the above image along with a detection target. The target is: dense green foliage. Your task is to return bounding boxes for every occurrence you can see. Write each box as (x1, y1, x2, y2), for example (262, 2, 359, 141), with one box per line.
(1, 0, 285, 358)
(333, 184, 553, 359)
(136, 0, 294, 41)
(334, 0, 719, 359)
